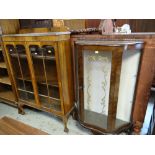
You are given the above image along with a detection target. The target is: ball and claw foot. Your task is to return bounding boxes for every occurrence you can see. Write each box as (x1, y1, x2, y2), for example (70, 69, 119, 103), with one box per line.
(64, 127, 69, 133)
(18, 105, 25, 115)
(63, 117, 69, 133)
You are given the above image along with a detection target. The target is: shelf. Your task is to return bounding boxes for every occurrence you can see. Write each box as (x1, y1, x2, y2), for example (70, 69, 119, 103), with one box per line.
(18, 88, 34, 94)
(0, 91, 15, 102)
(18, 88, 49, 98)
(10, 53, 27, 59)
(10, 53, 56, 60)
(32, 55, 56, 60)
(17, 76, 58, 87)
(0, 77, 11, 85)
(18, 88, 60, 101)
(84, 110, 129, 131)
(17, 76, 32, 82)
(40, 81, 59, 87)
(18, 89, 35, 103)
(0, 62, 7, 69)
(49, 96, 60, 103)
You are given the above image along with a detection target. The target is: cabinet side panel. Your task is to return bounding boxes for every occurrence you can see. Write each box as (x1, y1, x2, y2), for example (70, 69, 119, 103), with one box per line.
(116, 50, 141, 122)
(58, 40, 74, 114)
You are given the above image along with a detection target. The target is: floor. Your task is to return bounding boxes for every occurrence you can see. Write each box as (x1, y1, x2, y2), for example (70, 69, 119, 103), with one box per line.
(0, 102, 92, 135)
(1, 93, 154, 135)
(0, 116, 48, 135)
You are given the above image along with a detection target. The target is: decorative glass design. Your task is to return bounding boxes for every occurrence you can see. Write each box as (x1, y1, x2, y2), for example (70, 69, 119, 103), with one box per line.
(83, 50, 112, 115)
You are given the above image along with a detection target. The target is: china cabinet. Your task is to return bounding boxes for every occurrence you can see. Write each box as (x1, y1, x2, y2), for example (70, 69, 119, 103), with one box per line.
(75, 40, 144, 134)
(71, 33, 155, 134)
(2, 32, 74, 132)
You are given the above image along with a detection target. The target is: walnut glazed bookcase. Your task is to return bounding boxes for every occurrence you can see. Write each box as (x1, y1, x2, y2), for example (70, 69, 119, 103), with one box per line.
(0, 37, 17, 105)
(75, 40, 144, 134)
(2, 32, 74, 132)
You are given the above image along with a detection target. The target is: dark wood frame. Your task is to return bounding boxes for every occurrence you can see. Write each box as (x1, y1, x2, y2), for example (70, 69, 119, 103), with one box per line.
(71, 33, 155, 134)
(75, 40, 143, 134)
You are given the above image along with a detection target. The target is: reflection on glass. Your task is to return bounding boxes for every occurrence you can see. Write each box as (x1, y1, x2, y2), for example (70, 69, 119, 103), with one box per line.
(116, 49, 141, 122)
(29, 44, 61, 111)
(83, 50, 112, 130)
(7, 44, 35, 103)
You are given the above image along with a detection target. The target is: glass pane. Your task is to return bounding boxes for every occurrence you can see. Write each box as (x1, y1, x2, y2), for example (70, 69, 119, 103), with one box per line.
(48, 85, 60, 99)
(116, 49, 141, 122)
(43, 45, 61, 111)
(6, 44, 35, 103)
(16, 45, 31, 80)
(18, 90, 27, 100)
(17, 79, 24, 89)
(38, 83, 48, 96)
(42, 45, 55, 58)
(29, 45, 48, 104)
(83, 50, 112, 129)
(45, 60, 58, 85)
(40, 96, 49, 108)
(6, 45, 22, 78)
(29, 44, 61, 111)
(25, 81, 33, 92)
(49, 98, 61, 111)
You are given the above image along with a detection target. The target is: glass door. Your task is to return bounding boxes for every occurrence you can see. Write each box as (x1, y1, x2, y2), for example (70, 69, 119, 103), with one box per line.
(6, 43, 35, 104)
(28, 42, 62, 112)
(77, 44, 129, 132)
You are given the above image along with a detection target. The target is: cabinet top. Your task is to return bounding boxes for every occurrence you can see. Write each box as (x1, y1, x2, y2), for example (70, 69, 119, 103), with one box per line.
(2, 32, 71, 42)
(3, 31, 71, 37)
(75, 40, 144, 46)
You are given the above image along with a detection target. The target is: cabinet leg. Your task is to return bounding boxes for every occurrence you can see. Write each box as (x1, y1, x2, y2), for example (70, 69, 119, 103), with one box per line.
(71, 109, 78, 120)
(63, 117, 69, 133)
(133, 121, 143, 134)
(18, 105, 25, 115)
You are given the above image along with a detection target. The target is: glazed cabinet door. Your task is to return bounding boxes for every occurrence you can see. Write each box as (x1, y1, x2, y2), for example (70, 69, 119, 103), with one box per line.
(4, 42, 36, 104)
(26, 42, 62, 114)
(76, 42, 142, 133)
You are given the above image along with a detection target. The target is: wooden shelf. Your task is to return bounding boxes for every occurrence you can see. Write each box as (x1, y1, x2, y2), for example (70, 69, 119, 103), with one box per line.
(0, 91, 15, 102)
(40, 81, 59, 87)
(18, 88, 34, 94)
(0, 76, 11, 85)
(10, 53, 27, 59)
(32, 55, 56, 60)
(84, 110, 129, 131)
(17, 76, 58, 87)
(18, 88, 60, 101)
(0, 62, 7, 69)
(10, 53, 56, 60)
(17, 76, 32, 81)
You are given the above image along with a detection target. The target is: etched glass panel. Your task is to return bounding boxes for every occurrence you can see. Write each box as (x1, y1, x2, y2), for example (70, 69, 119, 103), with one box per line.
(83, 50, 112, 128)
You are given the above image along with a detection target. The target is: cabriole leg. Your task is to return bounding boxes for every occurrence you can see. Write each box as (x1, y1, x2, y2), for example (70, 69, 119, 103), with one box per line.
(18, 104, 25, 115)
(63, 116, 69, 133)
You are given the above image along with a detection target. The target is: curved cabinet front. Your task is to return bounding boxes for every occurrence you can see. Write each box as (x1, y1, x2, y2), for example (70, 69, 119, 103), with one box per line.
(75, 40, 143, 134)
